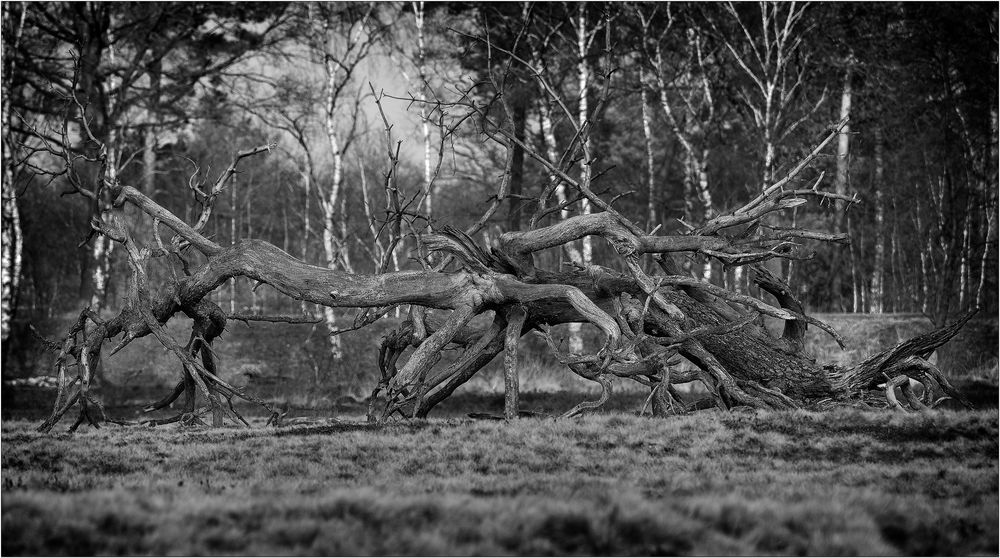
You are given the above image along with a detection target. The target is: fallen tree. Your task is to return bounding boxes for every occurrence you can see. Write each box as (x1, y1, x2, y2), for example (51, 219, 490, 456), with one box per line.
(29, 111, 976, 433)
(26, 26, 977, 431)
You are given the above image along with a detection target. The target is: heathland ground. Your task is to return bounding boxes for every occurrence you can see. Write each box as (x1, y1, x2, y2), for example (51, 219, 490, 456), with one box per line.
(2, 313, 997, 555)
(2, 410, 998, 555)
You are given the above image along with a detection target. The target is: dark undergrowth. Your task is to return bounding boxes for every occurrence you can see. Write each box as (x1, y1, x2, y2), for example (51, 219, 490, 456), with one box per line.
(2, 409, 997, 556)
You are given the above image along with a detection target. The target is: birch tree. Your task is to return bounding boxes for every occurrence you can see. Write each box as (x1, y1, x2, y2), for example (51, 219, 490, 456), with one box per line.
(1, 3, 26, 342)
(301, 3, 386, 357)
(718, 1, 826, 189)
(638, 6, 721, 282)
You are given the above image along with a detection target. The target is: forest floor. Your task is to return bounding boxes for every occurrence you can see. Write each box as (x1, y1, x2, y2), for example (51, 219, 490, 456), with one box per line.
(2, 409, 997, 556)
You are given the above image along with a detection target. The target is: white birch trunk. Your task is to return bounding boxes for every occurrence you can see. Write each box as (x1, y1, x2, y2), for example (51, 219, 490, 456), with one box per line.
(321, 55, 347, 358)
(89, 127, 119, 313)
(835, 67, 853, 215)
(640, 71, 656, 229)
(568, 5, 595, 352)
(849, 214, 861, 313)
(577, 5, 593, 268)
(414, 2, 433, 219)
(1, 156, 22, 342)
(1, 4, 24, 342)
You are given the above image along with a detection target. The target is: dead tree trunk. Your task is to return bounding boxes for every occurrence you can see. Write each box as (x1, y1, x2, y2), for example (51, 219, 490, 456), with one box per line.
(31, 37, 972, 431)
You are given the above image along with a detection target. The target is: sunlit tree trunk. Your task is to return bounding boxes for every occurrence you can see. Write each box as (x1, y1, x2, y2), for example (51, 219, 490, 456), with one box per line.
(321, 54, 348, 358)
(849, 214, 861, 313)
(1, 3, 25, 343)
(565, 5, 596, 352)
(640, 70, 656, 230)
(413, 1, 433, 219)
(576, 4, 593, 266)
(0, 159, 22, 342)
(832, 64, 853, 311)
(309, 3, 379, 358)
(89, 127, 119, 313)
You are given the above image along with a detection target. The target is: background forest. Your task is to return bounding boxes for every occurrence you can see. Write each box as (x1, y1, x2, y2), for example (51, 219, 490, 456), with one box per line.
(1, 2, 996, 393)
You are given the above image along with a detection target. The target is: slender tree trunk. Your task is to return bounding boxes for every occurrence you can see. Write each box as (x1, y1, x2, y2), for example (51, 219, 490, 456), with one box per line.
(507, 95, 527, 232)
(835, 66, 853, 216)
(849, 214, 861, 312)
(831, 64, 852, 311)
(300, 169, 311, 315)
(891, 214, 901, 312)
(682, 154, 695, 224)
(338, 192, 352, 274)
(321, 54, 348, 358)
(576, 5, 593, 266)
(640, 71, 656, 230)
(89, 125, 119, 314)
(413, 1, 433, 220)
(142, 59, 161, 194)
(539, 101, 585, 266)
(0, 164, 22, 342)
(762, 129, 776, 189)
(78, 18, 113, 312)
(696, 155, 713, 282)
(870, 126, 885, 314)
(975, 105, 998, 309)
(959, 204, 971, 308)
(1, 3, 25, 343)
(229, 175, 237, 315)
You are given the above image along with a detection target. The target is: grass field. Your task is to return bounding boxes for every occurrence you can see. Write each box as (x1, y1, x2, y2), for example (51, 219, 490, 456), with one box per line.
(2, 409, 997, 556)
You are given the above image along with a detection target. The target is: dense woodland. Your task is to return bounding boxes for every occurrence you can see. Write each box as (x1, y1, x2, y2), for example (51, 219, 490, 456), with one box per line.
(0, 3, 996, 423)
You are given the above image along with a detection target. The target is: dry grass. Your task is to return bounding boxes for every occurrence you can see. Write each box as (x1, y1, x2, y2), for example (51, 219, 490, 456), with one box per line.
(2, 409, 997, 556)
